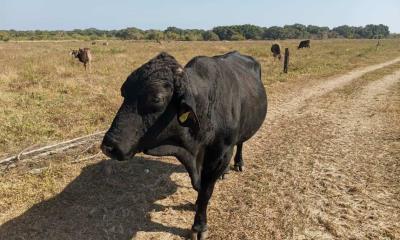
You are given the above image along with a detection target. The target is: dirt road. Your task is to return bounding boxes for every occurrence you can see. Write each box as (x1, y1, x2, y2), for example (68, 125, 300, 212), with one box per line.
(1, 59, 399, 239)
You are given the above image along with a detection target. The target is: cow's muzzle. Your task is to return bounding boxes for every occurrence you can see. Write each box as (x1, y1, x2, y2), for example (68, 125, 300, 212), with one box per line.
(101, 134, 130, 161)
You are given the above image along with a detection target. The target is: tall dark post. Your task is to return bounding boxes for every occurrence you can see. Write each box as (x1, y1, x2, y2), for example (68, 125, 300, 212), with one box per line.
(284, 48, 289, 73)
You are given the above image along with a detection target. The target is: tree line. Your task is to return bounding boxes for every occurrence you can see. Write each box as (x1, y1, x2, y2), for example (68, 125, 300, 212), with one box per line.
(0, 24, 393, 41)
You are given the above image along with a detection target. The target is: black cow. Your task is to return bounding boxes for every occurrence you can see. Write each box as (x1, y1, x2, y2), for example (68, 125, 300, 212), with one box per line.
(271, 43, 281, 60)
(101, 51, 267, 239)
(298, 40, 310, 49)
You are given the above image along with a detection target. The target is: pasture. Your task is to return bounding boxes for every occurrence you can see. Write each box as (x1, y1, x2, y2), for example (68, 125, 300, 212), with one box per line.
(0, 39, 400, 239)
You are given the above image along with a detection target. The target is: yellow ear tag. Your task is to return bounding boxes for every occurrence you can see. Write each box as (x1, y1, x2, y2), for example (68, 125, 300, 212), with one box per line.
(179, 112, 190, 123)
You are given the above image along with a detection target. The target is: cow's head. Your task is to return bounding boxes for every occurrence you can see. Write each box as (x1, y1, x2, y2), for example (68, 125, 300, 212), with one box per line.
(101, 52, 199, 161)
(70, 49, 79, 57)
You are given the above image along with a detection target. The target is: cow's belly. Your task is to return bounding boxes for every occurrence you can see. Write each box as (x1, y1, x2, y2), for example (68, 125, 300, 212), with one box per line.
(237, 91, 267, 143)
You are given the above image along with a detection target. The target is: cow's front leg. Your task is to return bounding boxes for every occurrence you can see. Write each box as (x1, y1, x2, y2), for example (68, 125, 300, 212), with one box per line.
(191, 178, 215, 240)
(191, 147, 233, 239)
(187, 163, 201, 192)
(178, 149, 202, 192)
(145, 145, 201, 191)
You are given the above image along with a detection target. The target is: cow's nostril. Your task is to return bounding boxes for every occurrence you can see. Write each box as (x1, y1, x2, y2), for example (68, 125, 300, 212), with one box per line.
(101, 134, 126, 160)
(101, 134, 117, 157)
(101, 143, 114, 156)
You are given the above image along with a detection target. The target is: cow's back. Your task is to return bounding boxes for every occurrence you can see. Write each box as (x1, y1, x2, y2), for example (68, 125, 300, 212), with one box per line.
(185, 51, 267, 144)
(78, 49, 92, 63)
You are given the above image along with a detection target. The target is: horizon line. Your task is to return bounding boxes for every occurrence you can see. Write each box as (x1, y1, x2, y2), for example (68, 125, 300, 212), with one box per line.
(0, 23, 395, 32)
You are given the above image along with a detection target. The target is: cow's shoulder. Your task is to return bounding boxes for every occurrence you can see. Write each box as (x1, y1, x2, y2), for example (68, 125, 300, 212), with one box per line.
(186, 55, 214, 68)
(185, 55, 219, 79)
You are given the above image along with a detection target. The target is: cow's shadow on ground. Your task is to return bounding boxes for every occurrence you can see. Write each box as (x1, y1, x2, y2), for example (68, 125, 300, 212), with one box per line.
(0, 156, 190, 240)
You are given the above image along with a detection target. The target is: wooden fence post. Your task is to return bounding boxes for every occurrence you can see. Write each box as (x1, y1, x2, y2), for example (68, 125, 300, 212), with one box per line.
(283, 48, 289, 73)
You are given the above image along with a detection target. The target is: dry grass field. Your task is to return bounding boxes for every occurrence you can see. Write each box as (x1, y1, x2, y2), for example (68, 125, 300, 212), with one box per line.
(0, 39, 400, 239)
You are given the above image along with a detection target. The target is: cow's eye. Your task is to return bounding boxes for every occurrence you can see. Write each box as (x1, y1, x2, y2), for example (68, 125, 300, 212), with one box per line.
(139, 95, 164, 114)
(152, 96, 162, 104)
(163, 82, 172, 89)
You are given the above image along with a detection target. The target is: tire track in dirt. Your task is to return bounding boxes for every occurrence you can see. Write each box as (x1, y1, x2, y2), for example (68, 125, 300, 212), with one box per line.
(268, 56, 400, 119)
(135, 57, 400, 239)
(301, 69, 400, 239)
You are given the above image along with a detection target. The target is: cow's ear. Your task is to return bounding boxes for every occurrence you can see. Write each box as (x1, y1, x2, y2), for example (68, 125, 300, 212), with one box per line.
(174, 67, 200, 134)
(177, 100, 199, 134)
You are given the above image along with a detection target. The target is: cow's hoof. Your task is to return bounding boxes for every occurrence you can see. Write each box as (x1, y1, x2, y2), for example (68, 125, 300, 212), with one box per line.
(233, 165, 243, 172)
(191, 230, 208, 240)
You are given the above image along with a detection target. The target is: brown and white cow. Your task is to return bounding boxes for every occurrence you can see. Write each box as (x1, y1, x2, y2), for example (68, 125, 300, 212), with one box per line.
(70, 48, 92, 70)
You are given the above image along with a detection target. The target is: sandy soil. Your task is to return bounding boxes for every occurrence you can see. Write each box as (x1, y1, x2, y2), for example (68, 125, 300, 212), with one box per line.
(1, 59, 399, 239)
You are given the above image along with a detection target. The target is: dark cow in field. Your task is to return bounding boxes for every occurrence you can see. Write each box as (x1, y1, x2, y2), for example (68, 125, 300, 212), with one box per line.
(101, 51, 268, 239)
(70, 48, 92, 70)
(271, 43, 281, 60)
(376, 40, 381, 50)
(298, 39, 310, 49)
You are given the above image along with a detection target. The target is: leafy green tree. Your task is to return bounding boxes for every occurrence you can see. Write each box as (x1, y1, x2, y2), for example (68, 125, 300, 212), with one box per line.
(332, 25, 355, 38)
(165, 31, 181, 40)
(263, 26, 284, 40)
(306, 25, 329, 39)
(202, 31, 220, 41)
(185, 29, 205, 41)
(233, 24, 263, 39)
(165, 27, 184, 35)
(212, 26, 232, 40)
(282, 24, 309, 39)
(0, 24, 391, 41)
(364, 24, 389, 38)
(230, 32, 245, 40)
(145, 30, 164, 41)
(212, 25, 262, 40)
(116, 27, 144, 40)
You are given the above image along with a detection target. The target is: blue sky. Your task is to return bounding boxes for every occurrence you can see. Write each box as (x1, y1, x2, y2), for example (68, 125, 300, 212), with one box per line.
(1, 0, 399, 32)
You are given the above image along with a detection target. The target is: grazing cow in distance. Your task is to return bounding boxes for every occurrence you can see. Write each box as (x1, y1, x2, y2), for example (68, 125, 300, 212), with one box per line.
(271, 43, 282, 60)
(91, 41, 96, 45)
(376, 40, 381, 50)
(103, 42, 109, 46)
(101, 51, 268, 239)
(70, 48, 92, 70)
(298, 40, 310, 49)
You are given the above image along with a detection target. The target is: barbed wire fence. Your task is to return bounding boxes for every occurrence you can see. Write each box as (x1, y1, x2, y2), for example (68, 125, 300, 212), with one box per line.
(0, 130, 106, 170)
